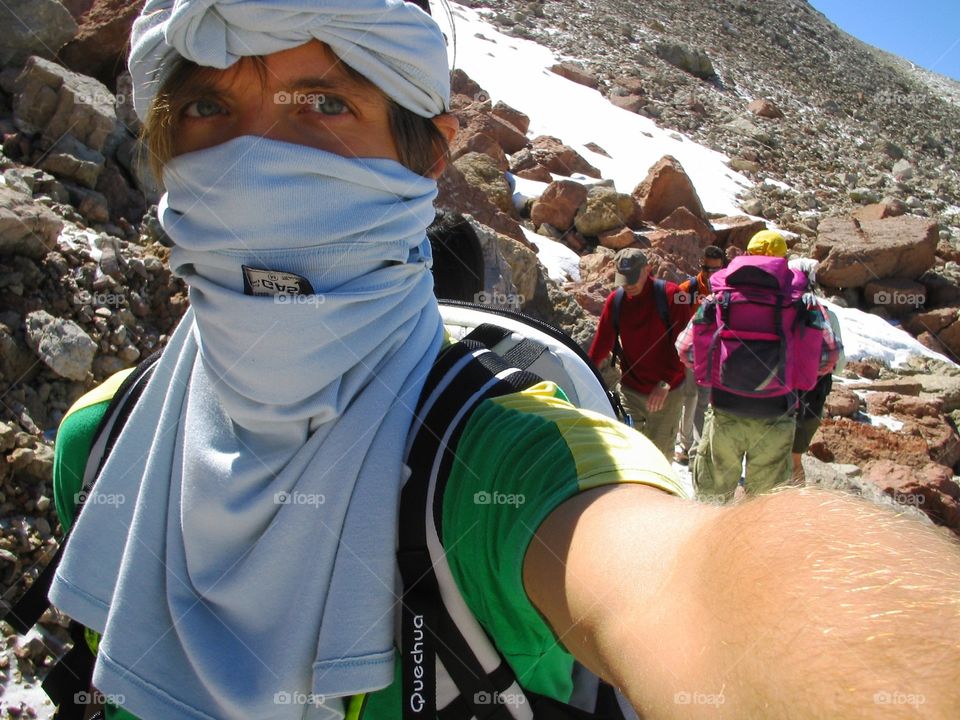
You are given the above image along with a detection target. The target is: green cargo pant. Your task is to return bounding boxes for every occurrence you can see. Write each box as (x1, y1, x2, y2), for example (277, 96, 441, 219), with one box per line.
(618, 383, 684, 460)
(692, 406, 795, 503)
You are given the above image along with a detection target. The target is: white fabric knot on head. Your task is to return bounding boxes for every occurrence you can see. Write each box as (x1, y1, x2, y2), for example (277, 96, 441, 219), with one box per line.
(129, 0, 450, 121)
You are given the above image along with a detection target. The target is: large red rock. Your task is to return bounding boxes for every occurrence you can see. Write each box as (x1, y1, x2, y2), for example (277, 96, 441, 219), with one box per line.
(852, 198, 907, 221)
(632, 156, 708, 225)
(863, 460, 960, 534)
(916, 331, 949, 356)
(611, 76, 646, 96)
(904, 415, 960, 469)
(567, 278, 610, 317)
(550, 63, 599, 89)
(747, 98, 784, 119)
(864, 392, 943, 419)
(62, 0, 94, 19)
(932, 319, 960, 363)
(436, 164, 529, 247)
(660, 206, 717, 246)
(58, 0, 141, 85)
(491, 101, 530, 135)
(823, 386, 860, 417)
(645, 229, 702, 276)
(710, 215, 768, 251)
(814, 216, 938, 289)
(450, 129, 509, 171)
(863, 278, 927, 317)
(809, 417, 930, 468)
(905, 307, 960, 336)
(609, 94, 645, 113)
(450, 69, 488, 104)
(597, 227, 637, 250)
(451, 106, 528, 165)
(514, 165, 553, 183)
(920, 271, 960, 307)
(578, 251, 616, 286)
(530, 180, 588, 232)
(528, 136, 601, 179)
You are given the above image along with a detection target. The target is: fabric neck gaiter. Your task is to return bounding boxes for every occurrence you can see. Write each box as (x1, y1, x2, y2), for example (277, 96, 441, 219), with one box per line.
(50, 136, 444, 720)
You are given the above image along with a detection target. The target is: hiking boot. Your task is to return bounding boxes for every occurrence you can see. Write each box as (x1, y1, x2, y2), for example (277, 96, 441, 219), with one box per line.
(675, 448, 689, 465)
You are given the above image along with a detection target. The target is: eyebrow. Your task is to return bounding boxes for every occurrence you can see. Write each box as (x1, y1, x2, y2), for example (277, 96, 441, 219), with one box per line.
(284, 76, 360, 92)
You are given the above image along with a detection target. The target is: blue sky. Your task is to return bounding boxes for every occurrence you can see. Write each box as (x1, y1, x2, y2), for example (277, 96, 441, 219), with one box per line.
(809, 1, 960, 81)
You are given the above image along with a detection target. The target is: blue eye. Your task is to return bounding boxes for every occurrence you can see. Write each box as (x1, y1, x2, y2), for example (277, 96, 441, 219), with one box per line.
(305, 94, 347, 115)
(183, 98, 225, 118)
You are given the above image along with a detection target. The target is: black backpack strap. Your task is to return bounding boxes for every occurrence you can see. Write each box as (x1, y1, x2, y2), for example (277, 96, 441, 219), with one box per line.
(400, 341, 541, 720)
(610, 287, 626, 369)
(652, 278, 673, 336)
(3, 541, 65, 634)
(43, 622, 96, 720)
(463, 323, 549, 370)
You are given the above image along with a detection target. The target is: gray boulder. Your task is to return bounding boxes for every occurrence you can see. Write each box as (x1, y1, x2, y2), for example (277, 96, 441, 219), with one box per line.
(38, 134, 105, 188)
(13, 56, 118, 153)
(25, 310, 97, 381)
(0, 185, 63, 259)
(0, 0, 78, 66)
(453, 152, 513, 214)
(574, 186, 635, 237)
(655, 43, 716, 81)
(466, 215, 539, 309)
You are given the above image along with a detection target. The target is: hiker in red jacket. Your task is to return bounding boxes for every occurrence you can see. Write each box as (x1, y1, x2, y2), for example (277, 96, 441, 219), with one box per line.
(589, 248, 689, 459)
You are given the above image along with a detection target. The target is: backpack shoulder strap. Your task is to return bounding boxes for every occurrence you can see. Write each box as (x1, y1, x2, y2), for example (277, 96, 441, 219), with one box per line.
(611, 287, 626, 366)
(652, 278, 672, 331)
(399, 329, 628, 719)
(399, 338, 543, 720)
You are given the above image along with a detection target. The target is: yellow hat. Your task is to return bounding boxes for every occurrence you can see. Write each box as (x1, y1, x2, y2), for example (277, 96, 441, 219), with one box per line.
(746, 230, 787, 258)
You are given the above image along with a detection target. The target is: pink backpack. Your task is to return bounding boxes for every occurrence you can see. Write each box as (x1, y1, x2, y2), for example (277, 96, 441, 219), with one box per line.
(691, 255, 823, 397)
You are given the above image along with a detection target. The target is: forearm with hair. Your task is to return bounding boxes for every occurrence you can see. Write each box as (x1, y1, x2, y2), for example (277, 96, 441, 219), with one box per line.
(526, 486, 960, 720)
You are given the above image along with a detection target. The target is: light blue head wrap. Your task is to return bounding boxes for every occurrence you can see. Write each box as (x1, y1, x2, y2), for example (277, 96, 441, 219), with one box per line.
(128, 0, 451, 120)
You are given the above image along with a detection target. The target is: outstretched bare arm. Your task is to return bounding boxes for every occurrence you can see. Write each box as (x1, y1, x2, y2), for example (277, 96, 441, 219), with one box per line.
(523, 484, 960, 719)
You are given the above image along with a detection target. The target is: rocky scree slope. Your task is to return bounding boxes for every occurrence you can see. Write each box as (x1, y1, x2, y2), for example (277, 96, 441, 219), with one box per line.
(463, 0, 960, 245)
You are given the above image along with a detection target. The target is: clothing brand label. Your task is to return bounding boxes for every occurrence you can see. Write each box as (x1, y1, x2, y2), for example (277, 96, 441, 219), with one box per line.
(242, 266, 315, 296)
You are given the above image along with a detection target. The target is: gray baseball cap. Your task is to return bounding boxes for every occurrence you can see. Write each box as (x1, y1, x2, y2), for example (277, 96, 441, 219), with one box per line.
(614, 248, 648, 286)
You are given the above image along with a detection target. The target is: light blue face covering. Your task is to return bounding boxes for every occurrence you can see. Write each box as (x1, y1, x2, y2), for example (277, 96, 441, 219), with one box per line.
(50, 137, 445, 720)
